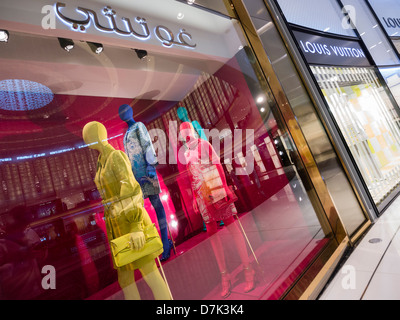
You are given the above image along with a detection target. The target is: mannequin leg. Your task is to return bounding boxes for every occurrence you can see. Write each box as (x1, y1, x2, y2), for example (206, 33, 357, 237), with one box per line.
(206, 222, 231, 298)
(207, 222, 227, 272)
(117, 268, 141, 300)
(224, 216, 255, 292)
(224, 217, 250, 267)
(139, 260, 172, 300)
(148, 194, 171, 259)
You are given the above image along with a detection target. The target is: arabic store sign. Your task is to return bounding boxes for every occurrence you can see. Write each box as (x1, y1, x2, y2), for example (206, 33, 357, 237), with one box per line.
(54, 2, 196, 49)
(293, 30, 371, 67)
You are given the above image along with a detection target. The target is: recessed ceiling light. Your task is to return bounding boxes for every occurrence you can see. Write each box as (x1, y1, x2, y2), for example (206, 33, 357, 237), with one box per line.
(87, 42, 103, 54)
(134, 49, 148, 60)
(0, 79, 54, 111)
(58, 38, 74, 52)
(0, 30, 9, 42)
(256, 95, 265, 104)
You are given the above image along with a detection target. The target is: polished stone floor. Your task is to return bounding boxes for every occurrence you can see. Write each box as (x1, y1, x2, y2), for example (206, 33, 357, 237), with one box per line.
(320, 195, 400, 300)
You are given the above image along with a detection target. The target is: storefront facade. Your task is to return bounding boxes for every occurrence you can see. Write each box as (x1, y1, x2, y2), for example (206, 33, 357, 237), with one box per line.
(0, 0, 363, 300)
(259, 0, 400, 222)
(367, 0, 400, 130)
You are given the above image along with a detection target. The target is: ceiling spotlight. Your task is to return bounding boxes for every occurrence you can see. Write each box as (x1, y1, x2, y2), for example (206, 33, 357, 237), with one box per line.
(87, 42, 103, 54)
(256, 95, 265, 104)
(58, 38, 74, 52)
(187, 0, 195, 4)
(0, 30, 9, 42)
(134, 49, 148, 60)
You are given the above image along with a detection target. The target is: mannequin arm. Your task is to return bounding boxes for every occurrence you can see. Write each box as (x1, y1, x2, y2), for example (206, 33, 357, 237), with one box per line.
(192, 189, 199, 213)
(192, 120, 207, 141)
(111, 151, 145, 239)
(137, 122, 158, 168)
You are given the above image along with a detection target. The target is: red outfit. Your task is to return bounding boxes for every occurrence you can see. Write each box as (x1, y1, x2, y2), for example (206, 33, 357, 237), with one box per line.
(180, 122, 251, 280)
(184, 137, 236, 224)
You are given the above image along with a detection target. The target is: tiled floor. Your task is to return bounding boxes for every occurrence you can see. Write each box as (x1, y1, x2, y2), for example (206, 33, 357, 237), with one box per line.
(319, 195, 400, 300)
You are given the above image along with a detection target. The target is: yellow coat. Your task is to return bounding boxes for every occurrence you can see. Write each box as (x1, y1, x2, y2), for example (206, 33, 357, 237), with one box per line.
(94, 144, 162, 270)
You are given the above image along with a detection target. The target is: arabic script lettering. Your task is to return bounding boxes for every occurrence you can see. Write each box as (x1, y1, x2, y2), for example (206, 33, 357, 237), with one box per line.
(54, 2, 197, 49)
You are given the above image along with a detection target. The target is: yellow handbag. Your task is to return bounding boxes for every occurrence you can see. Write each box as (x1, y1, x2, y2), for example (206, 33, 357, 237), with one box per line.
(110, 223, 163, 268)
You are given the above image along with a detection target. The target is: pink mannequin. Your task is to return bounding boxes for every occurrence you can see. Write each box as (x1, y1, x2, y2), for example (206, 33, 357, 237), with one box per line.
(180, 122, 255, 298)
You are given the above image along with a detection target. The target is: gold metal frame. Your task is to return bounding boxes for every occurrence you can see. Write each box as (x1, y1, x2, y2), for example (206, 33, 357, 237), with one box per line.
(229, 0, 347, 244)
(228, 0, 354, 299)
(297, 238, 349, 300)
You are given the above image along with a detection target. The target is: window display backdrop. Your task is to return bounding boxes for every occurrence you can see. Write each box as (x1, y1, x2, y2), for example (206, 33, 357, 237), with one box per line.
(311, 65, 400, 205)
(0, 2, 331, 301)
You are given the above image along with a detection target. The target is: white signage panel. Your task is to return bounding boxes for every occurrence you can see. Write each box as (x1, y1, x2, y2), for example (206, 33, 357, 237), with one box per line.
(0, 0, 243, 59)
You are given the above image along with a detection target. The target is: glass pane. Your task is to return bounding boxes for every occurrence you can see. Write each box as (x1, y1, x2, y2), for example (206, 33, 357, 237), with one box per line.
(392, 39, 400, 55)
(341, 0, 400, 66)
(311, 65, 400, 205)
(368, 0, 400, 38)
(176, 0, 233, 17)
(249, 0, 367, 235)
(380, 66, 400, 107)
(276, 0, 357, 37)
(0, 7, 332, 300)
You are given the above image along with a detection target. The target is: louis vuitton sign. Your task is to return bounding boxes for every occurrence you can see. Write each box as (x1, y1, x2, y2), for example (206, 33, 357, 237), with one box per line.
(293, 30, 371, 67)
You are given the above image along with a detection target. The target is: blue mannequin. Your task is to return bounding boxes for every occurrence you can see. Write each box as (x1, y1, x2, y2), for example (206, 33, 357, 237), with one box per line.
(119, 104, 173, 261)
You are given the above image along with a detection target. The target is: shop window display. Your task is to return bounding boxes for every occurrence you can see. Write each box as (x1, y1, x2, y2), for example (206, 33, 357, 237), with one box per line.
(312, 66, 400, 205)
(0, 26, 332, 299)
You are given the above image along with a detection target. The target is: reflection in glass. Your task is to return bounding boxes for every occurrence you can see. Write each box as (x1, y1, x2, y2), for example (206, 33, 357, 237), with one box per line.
(380, 66, 400, 110)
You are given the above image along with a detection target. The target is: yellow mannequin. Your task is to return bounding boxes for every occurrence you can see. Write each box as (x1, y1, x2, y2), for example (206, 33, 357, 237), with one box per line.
(82, 121, 171, 300)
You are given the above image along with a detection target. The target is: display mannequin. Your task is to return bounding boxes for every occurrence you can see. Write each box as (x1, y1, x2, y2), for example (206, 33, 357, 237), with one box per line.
(177, 107, 207, 140)
(119, 104, 173, 261)
(82, 121, 171, 300)
(177, 107, 224, 230)
(180, 122, 255, 298)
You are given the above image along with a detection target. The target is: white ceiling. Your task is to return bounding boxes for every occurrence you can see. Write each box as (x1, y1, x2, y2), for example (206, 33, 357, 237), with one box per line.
(0, 0, 246, 102)
(0, 0, 244, 59)
(0, 31, 229, 101)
